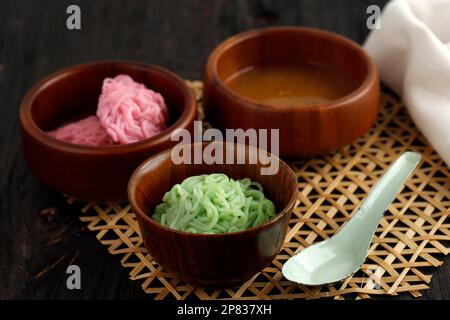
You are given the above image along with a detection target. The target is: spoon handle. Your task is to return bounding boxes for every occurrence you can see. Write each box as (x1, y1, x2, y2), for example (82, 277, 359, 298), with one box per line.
(337, 151, 421, 242)
(359, 151, 421, 217)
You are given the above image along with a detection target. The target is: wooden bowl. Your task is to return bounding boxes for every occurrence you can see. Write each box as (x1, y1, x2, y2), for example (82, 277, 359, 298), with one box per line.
(128, 142, 297, 287)
(203, 27, 380, 158)
(20, 61, 197, 201)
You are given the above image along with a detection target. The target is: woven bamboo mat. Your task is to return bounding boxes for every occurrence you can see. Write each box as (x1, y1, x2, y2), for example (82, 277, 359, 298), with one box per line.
(66, 81, 450, 300)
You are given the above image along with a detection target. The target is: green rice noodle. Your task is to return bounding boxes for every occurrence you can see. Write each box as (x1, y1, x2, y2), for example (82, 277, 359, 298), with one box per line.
(152, 173, 276, 234)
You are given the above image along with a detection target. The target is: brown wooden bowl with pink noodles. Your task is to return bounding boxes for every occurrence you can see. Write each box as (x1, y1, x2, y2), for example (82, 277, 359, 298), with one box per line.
(128, 142, 298, 287)
(20, 61, 197, 201)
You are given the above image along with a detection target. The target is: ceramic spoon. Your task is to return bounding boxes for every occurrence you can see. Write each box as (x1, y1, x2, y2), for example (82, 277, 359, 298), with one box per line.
(282, 151, 421, 286)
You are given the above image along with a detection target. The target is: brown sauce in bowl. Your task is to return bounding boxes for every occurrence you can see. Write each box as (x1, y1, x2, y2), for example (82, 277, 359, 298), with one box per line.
(225, 62, 359, 107)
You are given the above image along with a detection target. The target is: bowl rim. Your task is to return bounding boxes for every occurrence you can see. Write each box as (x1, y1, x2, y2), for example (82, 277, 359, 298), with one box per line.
(19, 60, 197, 155)
(205, 26, 379, 112)
(128, 141, 298, 239)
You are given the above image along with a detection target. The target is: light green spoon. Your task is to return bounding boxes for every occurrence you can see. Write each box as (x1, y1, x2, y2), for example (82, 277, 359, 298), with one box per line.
(282, 151, 421, 286)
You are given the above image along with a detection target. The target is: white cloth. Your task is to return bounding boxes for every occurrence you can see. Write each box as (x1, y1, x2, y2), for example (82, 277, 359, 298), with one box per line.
(364, 0, 450, 167)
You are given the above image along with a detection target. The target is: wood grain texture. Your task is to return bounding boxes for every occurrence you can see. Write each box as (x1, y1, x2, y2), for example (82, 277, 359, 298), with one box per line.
(128, 142, 297, 287)
(203, 26, 380, 157)
(20, 61, 197, 200)
(1, 0, 448, 299)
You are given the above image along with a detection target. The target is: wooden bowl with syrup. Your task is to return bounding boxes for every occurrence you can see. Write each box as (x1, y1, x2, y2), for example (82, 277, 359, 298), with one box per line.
(203, 27, 380, 158)
(20, 61, 197, 201)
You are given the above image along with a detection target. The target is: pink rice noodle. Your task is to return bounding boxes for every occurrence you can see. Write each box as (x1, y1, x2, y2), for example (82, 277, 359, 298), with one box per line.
(46, 74, 169, 146)
(97, 75, 169, 144)
(47, 116, 114, 146)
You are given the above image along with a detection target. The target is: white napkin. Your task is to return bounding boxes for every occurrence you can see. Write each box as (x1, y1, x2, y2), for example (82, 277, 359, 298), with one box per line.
(364, 0, 450, 167)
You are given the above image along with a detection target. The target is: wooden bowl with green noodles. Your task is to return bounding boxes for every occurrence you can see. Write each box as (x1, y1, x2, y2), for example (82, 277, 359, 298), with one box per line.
(128, 142, 297, 287)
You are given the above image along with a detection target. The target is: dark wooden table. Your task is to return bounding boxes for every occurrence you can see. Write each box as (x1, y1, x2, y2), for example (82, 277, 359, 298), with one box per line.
(1, 0, 448, 299)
